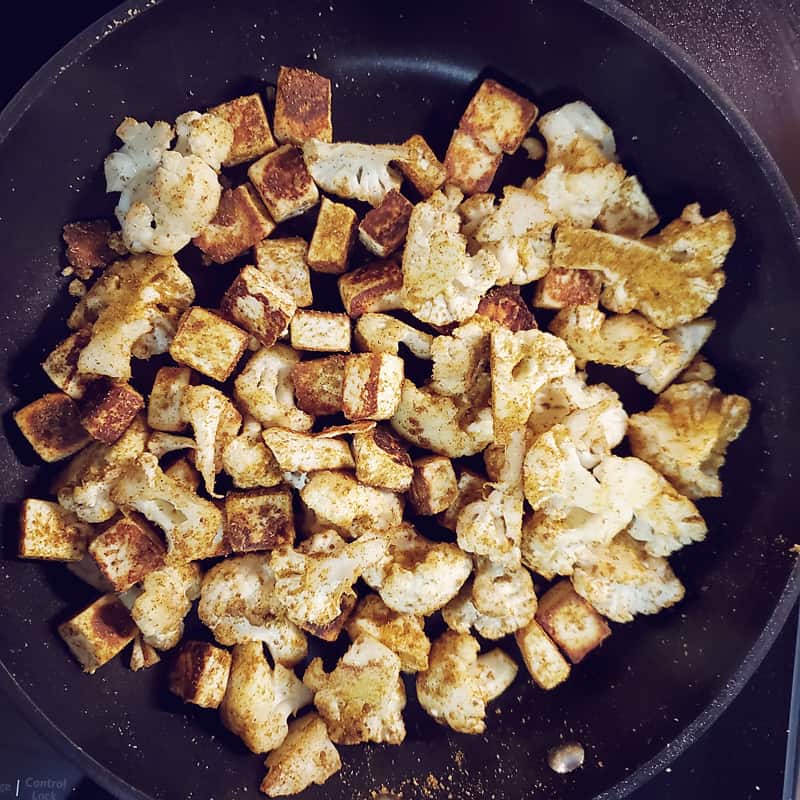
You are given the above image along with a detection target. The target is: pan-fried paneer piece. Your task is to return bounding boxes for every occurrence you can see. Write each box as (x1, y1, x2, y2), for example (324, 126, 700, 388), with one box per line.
(514, 618, 571, 690)
(533, 267, 602, 309)
(147, 366, 191, 433)
(477, 285, 537, 332)
(58, 594, 137, 674)
(248, 144, 320, 223)
(274, 67, 333, 145)
(352, 426, 413, 491)
(290, 355, 346, 416)
(535, 580, 611, 664)
(42, 329, 93, 399)
(408, 456, 458, 516)
(224, 488, 296, 553)
(78, 378, 144, 445)
(628, 380, 750, 499)
(290, 310, 351, 353)
(304, 635, 406, 745)
(338, 261, 404, 318)
(193, 184, 275, 264)
(416, 630, 517, 735)
(89, 514, 166, 591)
(62, 219, 116, 278)
(129, 633, 161, 672)
(354, 313, 433, 359)
(342, 353, 404, 420)
(169, 640, 232, 709)
(18, 499, 92, 561)
(209, 93, 277, 167)
(169, 307, 249, 382)
(597, 174, 659, 238)
(254, 237, 313, 308)
(395, 134, 447, 198)
(262, 428, 354, 473)
(358, 190, 413, 258)
(444, 128, 501, 195)
(307, 197, 357, 274)
(14, 393, 91, 462)
(261, 713, 342, 798)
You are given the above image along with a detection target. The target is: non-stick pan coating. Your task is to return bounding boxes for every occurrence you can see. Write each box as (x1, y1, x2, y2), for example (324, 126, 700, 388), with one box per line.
(0, 1, 798, 798)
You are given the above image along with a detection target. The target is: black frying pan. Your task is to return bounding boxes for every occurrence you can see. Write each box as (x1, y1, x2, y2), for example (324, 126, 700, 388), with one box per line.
(0, 1, 798, 798)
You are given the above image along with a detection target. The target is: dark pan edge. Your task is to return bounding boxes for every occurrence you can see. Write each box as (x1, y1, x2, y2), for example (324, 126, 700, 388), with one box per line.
(0, 1, 797, 799)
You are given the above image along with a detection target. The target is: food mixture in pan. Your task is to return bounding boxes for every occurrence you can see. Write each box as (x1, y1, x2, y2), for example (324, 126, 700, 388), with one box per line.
(13, 67, 751, 797)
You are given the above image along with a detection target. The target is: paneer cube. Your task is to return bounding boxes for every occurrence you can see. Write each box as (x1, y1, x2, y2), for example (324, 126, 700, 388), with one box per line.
(396, 134, 447, 198)
(307, 197, 358, 274)
(338, 260, 404, 318)
(14, 393, 91, 462)
(164, 456, 202, 492)
(169, 640, 232, 709)
(89, 515, 166, 592)
(220, 265, 297, 348)
(342, 353, 404, 420)
(533, 268, 602, 309)
(148, 367, 192, 433)
(444, 129, 501, 195)
(477, 285, 537, 331)
(19, 499, 91, 561)
(62, 219, 116, 278)
(291, 355, 346, 416)
(274, 66, 333, 145)
(514, 618, 571, 690)
(58, 594, 137, 674)
(130, 633, 161, 671)
(262, 428, 354, 473)
(358, 190, 414, 258)
(209, 93, 277, 167)
(169, 308, 249, 382)
(248, 144, 320, 223)
(42, 329, 92, 399)
(290, 310, 351, 353)
(408, 456, 458, 516)
(224, 488, 295, 552)
(352, 426, 413, 491)
(79, 379, 144, 445)
(193, 184, 275, 264)
(535, 580, 611, 664)
(253, 237, 313, 308)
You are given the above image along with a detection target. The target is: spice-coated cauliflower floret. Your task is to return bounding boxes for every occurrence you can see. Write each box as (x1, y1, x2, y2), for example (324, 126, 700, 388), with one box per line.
(597, 174, 660, 238)
(537, 101, 617, 169)
(354, 313, 433, 359)
(221, 642, 312, 754)
(174, 111, 234, 172)
(416, 631, 517, 735)
(222, 417, 283, 489)
(429, 317, 492, 397)
(303, 635, 406, 745)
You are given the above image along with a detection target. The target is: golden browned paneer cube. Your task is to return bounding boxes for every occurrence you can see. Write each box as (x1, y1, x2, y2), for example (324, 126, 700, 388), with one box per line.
(437, 469, 485, 531)
(291, 355, 346, 416)
(274, 66, 333, 145)
(338, 260, 404, 318)
(130, 633, 161, 671)
(58, 594, 137, 674)
(220, 265, 296, 348)
(290, 310, 351, 353)
(79, 379, 144, 445)
(169, 307, 249, 382)
(477, 285, 537, 331)
(62, 219, 116, 278)
(253, 237, 313, 308)
(352, 426, 413, 491)
(224, 488, 295, 552)
(42, 329, 92, 399)
(408, 456, 458, 516)
(248, 144, 320, 223)
(193, 184, 275, 264)
(533, 267, 602, 309)
(342, 353, 404, 421)
(535, 580, 611, 665)
(19, 499, 91, 561)
(164, 457, 202, 492)
(169, 640, 232, 709)
(358, 190, 413, 258)
(88, 515, 166, 592)
(148, 366, 192, 433)
(515, 618, 571, 690)
(14, 393, 91, 463)
(460, 79, 538, 155)
(307, 198, 358, 274)
(396, 134, 447, 198)
(444, 128, 501, 195)
(209, 93, 277, 167)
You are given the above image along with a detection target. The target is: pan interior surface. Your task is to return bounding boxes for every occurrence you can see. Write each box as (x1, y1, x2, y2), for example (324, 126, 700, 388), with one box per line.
(0, 1, 798, 799)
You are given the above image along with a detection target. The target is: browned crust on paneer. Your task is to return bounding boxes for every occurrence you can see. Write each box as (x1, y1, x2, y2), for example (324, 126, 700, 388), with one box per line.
(533, 267, 603, 309)
(358, 190, 413, 258)
(408, 455, 458, 516)
(14, 393, 91, 462)
(248, 144, 320, 223)
(89, 515, 166, 591)
(372, 427, 412, 468)
(169, 640, 232, 708)
(301, 594, 356, 641)
(224, 488, 296, 552)
(396, 134, 447, 198)
(307, 197, 358, 274)
(253, 237, 313, 308)
(477, 285, 538, 331)
(209, 93, 277, 167)
(78, 378, 145, 445)
(274, 66, 333, 146)
(291, 355, 346, 416)
(444, 129, 501, 195)
(62, 220, 116, 278)
(18, 499, 90, 561)
(148, 366, 192, 433)
(342, 352, 403, 420)
(42, 328, 93, 399)
(338, 260, 404, 318)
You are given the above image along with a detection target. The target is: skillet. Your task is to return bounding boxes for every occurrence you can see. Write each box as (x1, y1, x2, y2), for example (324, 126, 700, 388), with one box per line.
(0, 0, 798, 798)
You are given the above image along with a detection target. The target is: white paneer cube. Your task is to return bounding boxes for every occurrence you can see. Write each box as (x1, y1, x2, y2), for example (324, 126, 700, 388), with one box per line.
(19, 499, 91, 561)
(408, 456, 458, 516)
(352, 426, 413, 491)
(290, 310, 351, 353)
(169, 640, 232, 708)
(515, 618, 571, 690)
(254, 237, 313, 308)
(342, 353, 404, 420)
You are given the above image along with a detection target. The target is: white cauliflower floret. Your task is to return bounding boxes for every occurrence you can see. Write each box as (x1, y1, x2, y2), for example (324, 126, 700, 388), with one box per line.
(429, 317, 492, 397)
(174, 111, 234, 172)
(221, 642, 312, 753)
(303, 635, 406, 745)
(537, 101, 617, 168)
(597, 174, 659, 238)
(302, 139, 410, 206)
(416, 631, 517, 735)
(222, 417, 282, 489)
(354, 313, 433, 359)
(458, 192, 496, 240)
(104, 118, 173, 191)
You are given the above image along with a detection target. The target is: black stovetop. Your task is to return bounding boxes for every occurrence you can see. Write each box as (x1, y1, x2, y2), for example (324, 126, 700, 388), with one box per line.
(0, 2, 797, 798)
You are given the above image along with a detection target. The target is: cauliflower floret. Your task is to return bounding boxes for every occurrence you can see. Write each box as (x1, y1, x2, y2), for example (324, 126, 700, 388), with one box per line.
(361, 524, 472, 616)
(572, 531, 685, 623)
(537, 101, 617, 168)
(234, 345, 313, 432)
(174, 111, 234, 172)
(221, 642, 312, 753)
(416, 631, 517, 735)
(354, 313, 434, 359)
(222, 417, 282, 489)
(628, 380, 750, 499)
(429, 316, 493, 397)
(302, 139, 410, 206)
(458, 192, 496, 240)
(303, 635, 406, 745)
(597, 174, 659, 238)
(104, 118, 173, 191)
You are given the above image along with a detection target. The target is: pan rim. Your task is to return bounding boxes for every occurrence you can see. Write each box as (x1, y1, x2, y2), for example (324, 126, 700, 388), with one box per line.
(0, 1, 797, 798)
